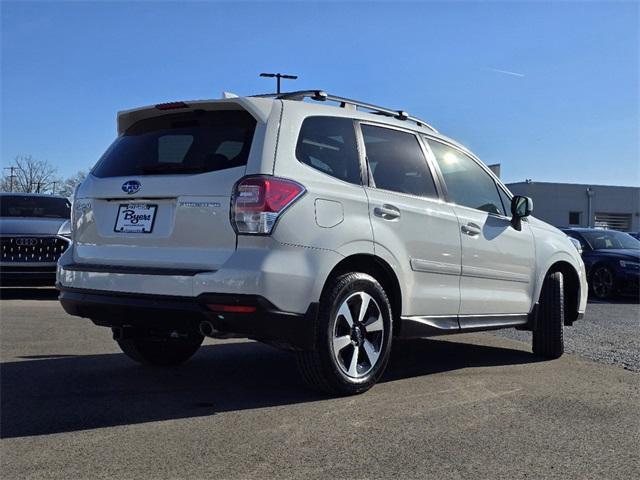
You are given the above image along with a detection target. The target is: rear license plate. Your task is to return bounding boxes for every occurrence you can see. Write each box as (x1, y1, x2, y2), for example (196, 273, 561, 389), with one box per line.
(114, 204, 157, 233)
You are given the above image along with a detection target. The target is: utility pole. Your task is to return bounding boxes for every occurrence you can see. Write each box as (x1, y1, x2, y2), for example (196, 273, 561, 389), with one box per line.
(51, 181, 59, 195)
(3, 166, 17, 192)
(260, 72, 298, 94)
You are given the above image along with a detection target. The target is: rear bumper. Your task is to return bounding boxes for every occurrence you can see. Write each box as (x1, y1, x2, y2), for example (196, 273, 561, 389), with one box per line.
(57, 239, 342, 314)
(57, 286, 318, 351)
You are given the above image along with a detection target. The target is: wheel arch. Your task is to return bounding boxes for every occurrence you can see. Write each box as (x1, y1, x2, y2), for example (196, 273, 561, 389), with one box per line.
(544, 260, 581, 325)
(322, 254, 403, 335)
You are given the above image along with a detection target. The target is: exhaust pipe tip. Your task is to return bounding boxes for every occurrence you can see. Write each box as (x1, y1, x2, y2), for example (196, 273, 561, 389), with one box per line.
(199, 321, 215, 337)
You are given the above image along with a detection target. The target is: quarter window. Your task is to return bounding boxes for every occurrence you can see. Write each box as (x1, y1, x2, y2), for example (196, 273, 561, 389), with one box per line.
(428, 140, 506, 215)
(361, 125, 438, 198)
(295, 117, 361, 184)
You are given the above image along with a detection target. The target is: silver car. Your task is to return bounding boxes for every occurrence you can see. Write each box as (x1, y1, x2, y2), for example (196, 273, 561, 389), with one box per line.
(1, 193, 71, 286)
(57, 90, 588, 395)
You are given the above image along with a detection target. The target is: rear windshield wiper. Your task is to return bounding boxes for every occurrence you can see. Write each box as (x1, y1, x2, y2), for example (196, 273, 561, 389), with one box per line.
(141, 164, 207, 174)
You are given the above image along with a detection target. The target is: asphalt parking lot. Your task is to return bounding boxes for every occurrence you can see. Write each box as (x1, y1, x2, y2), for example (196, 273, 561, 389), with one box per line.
(1, 288, 639, 479)
(495, 297, 640, 372)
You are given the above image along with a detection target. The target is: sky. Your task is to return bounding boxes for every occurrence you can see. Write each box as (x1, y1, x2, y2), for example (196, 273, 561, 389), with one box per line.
(1, 0, 638, 186)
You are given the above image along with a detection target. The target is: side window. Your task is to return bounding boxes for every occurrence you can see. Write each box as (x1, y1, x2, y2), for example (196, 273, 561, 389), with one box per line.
(428, 140, 506, 215)
(361, 125, 438, 198)
(295, 117, 361, 184)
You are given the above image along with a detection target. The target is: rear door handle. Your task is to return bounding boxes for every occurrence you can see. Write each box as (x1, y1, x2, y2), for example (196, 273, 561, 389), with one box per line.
(461, 223, 481, 236)
(374, 204, 401, 220)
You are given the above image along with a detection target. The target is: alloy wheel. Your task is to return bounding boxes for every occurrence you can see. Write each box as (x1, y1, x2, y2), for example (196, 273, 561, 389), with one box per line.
(331, 291, 385, 378)
(592, 266, 614, 299)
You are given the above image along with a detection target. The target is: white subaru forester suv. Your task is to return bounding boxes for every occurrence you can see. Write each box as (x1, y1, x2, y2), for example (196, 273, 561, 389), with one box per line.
(58, 90, 587, 395)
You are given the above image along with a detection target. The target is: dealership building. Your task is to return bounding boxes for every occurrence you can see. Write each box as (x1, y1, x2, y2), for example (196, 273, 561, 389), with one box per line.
(505, 181, 640, 232)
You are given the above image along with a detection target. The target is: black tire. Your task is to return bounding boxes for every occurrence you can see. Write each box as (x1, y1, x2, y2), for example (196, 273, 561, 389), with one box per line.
(532, 271, 564, 359)
(296, 272, 393, 396)
(116, 332, 204, 366)
(590, 264, 615, 300)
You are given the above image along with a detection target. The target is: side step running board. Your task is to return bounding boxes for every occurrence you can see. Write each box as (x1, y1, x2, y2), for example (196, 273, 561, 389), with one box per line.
(399, 314, 530, 338)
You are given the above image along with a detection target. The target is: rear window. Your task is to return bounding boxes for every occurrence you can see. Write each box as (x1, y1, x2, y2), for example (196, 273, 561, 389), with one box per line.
(1, 196, 71, 219)
(92, 110, 257, 177)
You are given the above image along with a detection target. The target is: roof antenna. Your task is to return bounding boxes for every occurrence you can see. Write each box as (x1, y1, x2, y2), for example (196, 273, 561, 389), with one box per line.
(260, 72, 298, 94)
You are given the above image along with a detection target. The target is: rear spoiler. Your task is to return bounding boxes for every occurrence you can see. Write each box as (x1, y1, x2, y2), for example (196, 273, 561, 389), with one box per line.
(116, 97, 275, 135)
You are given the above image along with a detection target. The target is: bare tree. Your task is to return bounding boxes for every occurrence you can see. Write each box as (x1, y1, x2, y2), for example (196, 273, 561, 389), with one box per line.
(57, 170, 87, 198)
(1, 155, 58, 193)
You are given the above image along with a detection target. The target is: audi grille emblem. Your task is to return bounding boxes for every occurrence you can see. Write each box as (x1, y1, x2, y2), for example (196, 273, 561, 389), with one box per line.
(16, 238, 38, 247)
(122, 180, 141, 195)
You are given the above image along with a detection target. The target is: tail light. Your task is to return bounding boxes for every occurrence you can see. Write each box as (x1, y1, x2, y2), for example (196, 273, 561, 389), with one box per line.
(231, 176, 305, 235)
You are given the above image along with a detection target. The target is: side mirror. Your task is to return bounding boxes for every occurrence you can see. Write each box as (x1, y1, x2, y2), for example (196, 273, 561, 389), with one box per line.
(568, 236, 583, 254)
(510, 195, 533, 231)
(57, 219, 72, 239)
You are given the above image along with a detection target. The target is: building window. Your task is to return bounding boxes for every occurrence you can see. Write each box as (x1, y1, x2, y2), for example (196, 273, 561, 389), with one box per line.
(569, 211, 581, 225)
(594, 213, 632, 231)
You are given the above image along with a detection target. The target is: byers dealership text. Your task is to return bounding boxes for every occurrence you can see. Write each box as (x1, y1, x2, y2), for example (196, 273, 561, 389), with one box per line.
(122, 210, 151, 224)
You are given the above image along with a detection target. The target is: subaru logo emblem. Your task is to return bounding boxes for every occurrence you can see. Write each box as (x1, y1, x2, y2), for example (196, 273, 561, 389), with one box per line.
(122, 180, 141, 195)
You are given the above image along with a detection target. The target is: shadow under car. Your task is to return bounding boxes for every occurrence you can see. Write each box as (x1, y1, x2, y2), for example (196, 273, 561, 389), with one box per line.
(0, 338, 542, 439)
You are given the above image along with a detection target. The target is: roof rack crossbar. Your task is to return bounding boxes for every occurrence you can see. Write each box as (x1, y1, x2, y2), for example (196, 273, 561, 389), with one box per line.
(272, 90, 437, 132)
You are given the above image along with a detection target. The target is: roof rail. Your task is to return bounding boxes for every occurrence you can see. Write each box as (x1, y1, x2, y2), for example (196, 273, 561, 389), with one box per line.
(267, 90, 437, 132)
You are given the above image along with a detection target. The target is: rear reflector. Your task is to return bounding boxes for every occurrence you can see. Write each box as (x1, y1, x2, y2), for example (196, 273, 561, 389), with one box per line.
(155, 101, 189, 110)
(206, 304, 257, 314)
(231, 175, 305, 235)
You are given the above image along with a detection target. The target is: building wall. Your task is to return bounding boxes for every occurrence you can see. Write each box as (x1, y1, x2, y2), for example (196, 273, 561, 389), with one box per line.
(506, 182, 640, 231)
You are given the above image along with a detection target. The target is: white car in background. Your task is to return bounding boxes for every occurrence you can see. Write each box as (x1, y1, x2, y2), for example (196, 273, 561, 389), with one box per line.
(57, 90, 588, 395)
(1, 193, 71, 286)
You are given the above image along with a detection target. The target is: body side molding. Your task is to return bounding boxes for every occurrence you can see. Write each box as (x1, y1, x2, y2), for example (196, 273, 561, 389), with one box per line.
(409, 258, 461, 276)
(461, 265, 530, 283)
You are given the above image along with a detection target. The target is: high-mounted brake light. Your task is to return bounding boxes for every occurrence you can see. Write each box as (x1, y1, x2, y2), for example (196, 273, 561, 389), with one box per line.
(155, 101, 189, 110)
(231, 176, 305, 235)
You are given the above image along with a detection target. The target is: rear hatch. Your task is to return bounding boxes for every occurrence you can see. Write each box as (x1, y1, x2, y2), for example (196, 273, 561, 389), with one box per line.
(73, 107, 258, 271)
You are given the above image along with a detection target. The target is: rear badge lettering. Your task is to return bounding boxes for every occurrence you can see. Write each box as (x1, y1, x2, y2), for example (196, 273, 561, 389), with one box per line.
(179, 201, 221, 208)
